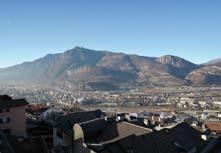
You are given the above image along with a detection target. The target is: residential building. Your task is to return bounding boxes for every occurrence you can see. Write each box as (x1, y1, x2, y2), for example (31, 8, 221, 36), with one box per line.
(73, 117, 152, 153)
(74, 120, 221, 153)
(213, 101, 221, 108)
(45, 109, 105, 153)
(0, 95, 28, 137)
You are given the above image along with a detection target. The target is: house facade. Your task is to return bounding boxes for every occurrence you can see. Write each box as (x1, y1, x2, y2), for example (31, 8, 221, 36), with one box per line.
(0, 95, 28, 137)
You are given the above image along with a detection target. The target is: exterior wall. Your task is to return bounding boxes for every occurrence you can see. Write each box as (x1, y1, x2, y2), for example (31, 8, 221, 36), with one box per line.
(74, 139, 91, 153)
(73, 124, 96, 153)
(74, 124, 84, 141)
(53, 128, 72, 147)
(63, 133, 72, 147)
(53, 128, 63, 147)
(0, 106, 26, 136)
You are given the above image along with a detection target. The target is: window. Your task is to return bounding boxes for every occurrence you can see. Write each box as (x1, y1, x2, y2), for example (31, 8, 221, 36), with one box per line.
(2, 129, 11, 134)
(127, 150, 134, 153)
(0, 117, 10, 124)
(0, 108, 10, 113)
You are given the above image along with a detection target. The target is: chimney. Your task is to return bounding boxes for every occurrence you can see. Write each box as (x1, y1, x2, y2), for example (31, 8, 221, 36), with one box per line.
(201, 135, 207, 141)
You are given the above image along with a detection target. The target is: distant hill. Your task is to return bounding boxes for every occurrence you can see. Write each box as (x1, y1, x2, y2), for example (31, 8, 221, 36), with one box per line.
(204, 58, 221, 65)
(156, 55, 199, 79)
(0, 47, 220, 90)
(186, 64, 221, 85)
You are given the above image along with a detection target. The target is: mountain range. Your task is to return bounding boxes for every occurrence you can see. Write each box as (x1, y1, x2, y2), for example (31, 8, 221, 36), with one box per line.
(0, 47, 221, 90)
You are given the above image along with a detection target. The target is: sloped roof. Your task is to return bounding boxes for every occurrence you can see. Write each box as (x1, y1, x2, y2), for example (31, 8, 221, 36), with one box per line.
(79, 117, 152, 145)
(170, 122, 206, 152)
(87, 122, 207, 153)
(0, 98, 28, 109)
(0, 95, 12, 101)
(200, 138, 221, 153)
(46, 109, 105, 136)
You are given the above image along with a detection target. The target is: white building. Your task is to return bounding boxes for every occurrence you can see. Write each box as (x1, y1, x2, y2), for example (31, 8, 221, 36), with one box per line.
(213, 101, 221, 108)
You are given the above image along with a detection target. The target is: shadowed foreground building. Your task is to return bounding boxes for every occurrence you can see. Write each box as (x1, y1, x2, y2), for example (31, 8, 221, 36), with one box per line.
(73, 118, 221, 153)
(45, 109, 105, 153)
(74, 117, 152, 153)
(1, 95, 221, 153)
(0, 95, 28, 137)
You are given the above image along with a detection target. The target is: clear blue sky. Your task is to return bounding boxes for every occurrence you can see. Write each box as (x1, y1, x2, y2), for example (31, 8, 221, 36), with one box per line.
(0, 0, 221, 67)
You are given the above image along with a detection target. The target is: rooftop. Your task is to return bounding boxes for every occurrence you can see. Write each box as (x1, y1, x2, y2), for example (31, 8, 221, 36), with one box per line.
(85, 122, 209, 153)
(0, 95, 28, 109)
(45, 109, 105, 136)
(79, 117, 152, 145)
(205, 121, 221, 133)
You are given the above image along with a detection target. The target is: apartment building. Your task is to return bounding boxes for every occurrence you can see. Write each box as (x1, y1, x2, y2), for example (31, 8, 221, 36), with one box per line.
(0, 95, 28, 137)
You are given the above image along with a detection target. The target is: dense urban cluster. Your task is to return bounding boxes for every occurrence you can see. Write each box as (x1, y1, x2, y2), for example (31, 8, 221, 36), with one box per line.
(0, 88, 221, 153)
(1, 85, 221, 110)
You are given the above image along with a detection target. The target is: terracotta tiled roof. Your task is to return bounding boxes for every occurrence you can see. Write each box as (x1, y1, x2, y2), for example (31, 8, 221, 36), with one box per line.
(205, 122, 221, 132)
(0, 129, 15, 153)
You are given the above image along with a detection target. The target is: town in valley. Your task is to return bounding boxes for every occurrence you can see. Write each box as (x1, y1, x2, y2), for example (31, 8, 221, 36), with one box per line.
(0, 83, 221, 153)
